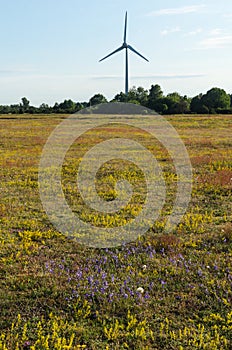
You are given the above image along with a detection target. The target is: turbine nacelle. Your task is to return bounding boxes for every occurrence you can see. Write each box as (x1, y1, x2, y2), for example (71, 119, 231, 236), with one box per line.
(99, 12, 149, 95)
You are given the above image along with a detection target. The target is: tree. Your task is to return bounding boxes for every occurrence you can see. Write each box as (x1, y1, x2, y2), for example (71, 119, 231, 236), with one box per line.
(61, 99, 76, 113)
(10, 104, 21, 114)
(147, 84, 163, 109)
(75, 102, 83, 112)
(52, 102, 59, 113)
(190, 94, 209, 114)
(89, 94, 107, 106)
(38, 103, 51, 114)
(0, 85, 231, 115)
(178, 96, 191, 114)
(190, 94, 202, 113)
(112, 92, 127, 102)
(201, 87, 231, 113)
(163, 93, 191, 114)
(52, 99, 77, 113)
(163, 92, 180, 114)
(147, 84, 168, 113)
(149, 84, 163, 99)
(134, 86, 148, 105)
(112, 87, 148, 105)
(126, 86, 138, 102)
(0, 105, 10, 114)
(21, 97, 30, 113)
(126, 86, 148, 105)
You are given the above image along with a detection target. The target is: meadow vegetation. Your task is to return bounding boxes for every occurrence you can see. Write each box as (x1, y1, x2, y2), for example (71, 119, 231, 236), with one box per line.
(0, 113, 231, 349)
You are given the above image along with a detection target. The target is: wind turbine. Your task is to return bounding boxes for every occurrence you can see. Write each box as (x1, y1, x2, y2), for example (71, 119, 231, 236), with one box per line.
(99, 12, 149, 95)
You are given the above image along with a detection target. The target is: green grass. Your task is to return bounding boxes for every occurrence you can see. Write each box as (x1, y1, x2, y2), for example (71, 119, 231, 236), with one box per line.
(0, 114, 231, 349)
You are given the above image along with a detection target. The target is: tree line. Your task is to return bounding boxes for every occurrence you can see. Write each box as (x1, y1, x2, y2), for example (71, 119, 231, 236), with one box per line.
(1, 85, 232, 115)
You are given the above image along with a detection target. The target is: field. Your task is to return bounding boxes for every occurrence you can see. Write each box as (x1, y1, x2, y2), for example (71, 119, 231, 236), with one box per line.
(0, 113, 231, 349)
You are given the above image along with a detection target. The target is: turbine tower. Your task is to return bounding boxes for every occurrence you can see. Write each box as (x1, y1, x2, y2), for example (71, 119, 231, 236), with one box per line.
(99, 12, 149, 95)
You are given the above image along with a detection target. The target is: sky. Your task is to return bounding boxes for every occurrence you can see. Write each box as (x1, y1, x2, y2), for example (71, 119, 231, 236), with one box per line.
(0, 0, 232, 106)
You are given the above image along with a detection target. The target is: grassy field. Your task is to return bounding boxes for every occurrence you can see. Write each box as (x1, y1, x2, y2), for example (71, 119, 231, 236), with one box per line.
(0, 113, 231, 349)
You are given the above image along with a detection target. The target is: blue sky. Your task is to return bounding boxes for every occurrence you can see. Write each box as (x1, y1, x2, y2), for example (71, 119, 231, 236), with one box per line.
(0, 0, 232, 106)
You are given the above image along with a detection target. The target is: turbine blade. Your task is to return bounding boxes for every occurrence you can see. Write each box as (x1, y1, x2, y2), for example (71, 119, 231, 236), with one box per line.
(124, 11, 127, 43)
(127, 45, 149, 62)
(99, 45, 124, 62)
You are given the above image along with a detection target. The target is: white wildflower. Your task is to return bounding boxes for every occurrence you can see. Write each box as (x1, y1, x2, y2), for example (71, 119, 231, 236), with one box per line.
(137, 287, 144, 294)
(142, 264, 147, 271)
